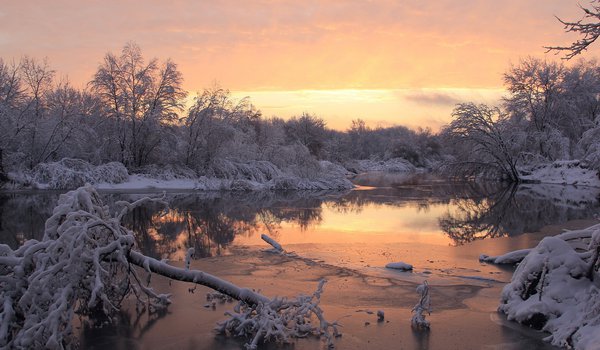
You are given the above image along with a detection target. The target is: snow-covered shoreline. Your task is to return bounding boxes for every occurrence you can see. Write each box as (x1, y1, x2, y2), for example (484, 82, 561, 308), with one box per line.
(519, 160, 600, 187)
(4, 158, 354, 191)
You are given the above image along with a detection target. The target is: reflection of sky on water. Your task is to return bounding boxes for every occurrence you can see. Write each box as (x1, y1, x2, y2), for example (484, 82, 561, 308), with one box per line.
(236, 201, 453, 247)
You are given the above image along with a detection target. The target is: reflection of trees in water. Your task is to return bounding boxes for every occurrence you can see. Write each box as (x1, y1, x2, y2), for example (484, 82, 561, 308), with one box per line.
(439, 185, 518, 244)
(0, 192, 58, 248)
(2, 182, 599, 253)
(439, 183, 600, 245)
(79, 305, 168, 349)
(117, 192, 329, 259)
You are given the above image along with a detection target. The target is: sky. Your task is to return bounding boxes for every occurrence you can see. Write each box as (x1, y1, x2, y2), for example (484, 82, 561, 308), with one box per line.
(0, 0, 597, 131)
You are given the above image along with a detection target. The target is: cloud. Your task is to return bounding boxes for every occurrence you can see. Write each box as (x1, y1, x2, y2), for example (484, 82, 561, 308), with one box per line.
(402, 91, 463, 107)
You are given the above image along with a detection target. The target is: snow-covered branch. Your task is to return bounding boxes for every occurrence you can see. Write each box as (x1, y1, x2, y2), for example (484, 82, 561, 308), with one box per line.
(0, 185, 338, 349)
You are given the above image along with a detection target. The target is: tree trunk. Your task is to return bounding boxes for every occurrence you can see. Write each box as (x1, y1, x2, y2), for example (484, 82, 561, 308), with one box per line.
(0, 149, 8, 183)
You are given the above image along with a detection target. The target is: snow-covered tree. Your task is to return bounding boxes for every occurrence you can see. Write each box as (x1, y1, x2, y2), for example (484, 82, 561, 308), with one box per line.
(442, 103, 523, 182)
(284, 113, 327, 158)
(91, 42, 186, 167)
(183, 86, 260, 172)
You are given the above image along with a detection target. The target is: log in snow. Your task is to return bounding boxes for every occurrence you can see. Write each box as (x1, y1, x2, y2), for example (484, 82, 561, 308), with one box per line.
(261, 233, 284, 252)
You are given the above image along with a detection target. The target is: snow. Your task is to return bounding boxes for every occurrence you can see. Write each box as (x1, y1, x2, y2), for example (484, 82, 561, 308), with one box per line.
(498, 226, 600, 349)
(385, 262, 413, 271)
(519, 160, 600, 187)
(411, 281, 431, 330)
(479, 249, 532, 265)
(26, 158, 129, 189)
(16, 158, 354, 191)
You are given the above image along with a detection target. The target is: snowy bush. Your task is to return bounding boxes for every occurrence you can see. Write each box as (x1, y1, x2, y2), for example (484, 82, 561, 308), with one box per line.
(31, 158, 129, 189)
(579, 126, 600, 171)
(209, 159, 282, 182)
(134, 163, 197, 180)
(498, 225, 600, 349)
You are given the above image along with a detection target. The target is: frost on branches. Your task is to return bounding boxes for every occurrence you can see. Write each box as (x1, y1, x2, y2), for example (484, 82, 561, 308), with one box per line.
(0, 185, 338, 349)
(411, 281, 431, 330)
(497, 224, 600, 349)
(217, 279, 340, 349)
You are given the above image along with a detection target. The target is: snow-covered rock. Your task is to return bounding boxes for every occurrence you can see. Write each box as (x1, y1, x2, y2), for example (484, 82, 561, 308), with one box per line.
(385, 262, 413, 271)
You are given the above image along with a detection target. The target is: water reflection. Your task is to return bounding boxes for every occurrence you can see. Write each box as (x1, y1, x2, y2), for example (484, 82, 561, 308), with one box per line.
(1, 182, 599, 256)
(106, 191, 333, 260)
(439, 183, 600, 244)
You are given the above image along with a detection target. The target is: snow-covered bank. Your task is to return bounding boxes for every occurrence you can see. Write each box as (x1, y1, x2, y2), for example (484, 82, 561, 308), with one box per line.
(6, 158, 353, 191)
(344, 158, 417, 174)
(519, 160, 600, 187)
(495, 223, 600, 349)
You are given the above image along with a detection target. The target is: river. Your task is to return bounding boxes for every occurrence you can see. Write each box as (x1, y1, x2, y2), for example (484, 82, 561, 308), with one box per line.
(1, 173, 598, 349)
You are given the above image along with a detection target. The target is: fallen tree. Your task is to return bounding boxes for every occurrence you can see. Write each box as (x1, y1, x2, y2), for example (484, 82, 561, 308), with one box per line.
(0, 185, 338, 349)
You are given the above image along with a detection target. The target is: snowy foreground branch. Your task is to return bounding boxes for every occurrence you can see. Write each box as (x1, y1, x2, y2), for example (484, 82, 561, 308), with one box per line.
(0, 185, 338, 349)
(482, 223, 600, 349)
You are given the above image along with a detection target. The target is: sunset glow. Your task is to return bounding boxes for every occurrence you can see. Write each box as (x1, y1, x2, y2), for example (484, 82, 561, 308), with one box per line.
(1, 0, 596, 129)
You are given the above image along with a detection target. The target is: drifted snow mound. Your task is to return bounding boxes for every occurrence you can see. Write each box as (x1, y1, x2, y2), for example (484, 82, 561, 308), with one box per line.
(499, 233, 600, 349)
(32, 158, 129, 189)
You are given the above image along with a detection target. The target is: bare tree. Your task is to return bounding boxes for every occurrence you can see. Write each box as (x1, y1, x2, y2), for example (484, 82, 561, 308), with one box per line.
(547, 1, 600, 59)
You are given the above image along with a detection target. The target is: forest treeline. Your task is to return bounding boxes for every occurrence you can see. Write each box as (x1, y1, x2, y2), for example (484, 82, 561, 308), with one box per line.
(0, 43, 439, 182)
(1, 43, 600, 183)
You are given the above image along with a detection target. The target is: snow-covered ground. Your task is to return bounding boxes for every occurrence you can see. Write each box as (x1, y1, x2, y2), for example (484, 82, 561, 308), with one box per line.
(519, 160, 600, 187)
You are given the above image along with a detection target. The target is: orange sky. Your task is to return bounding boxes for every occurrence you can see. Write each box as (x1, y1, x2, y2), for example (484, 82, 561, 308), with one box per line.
(1, 0, 597, 130)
